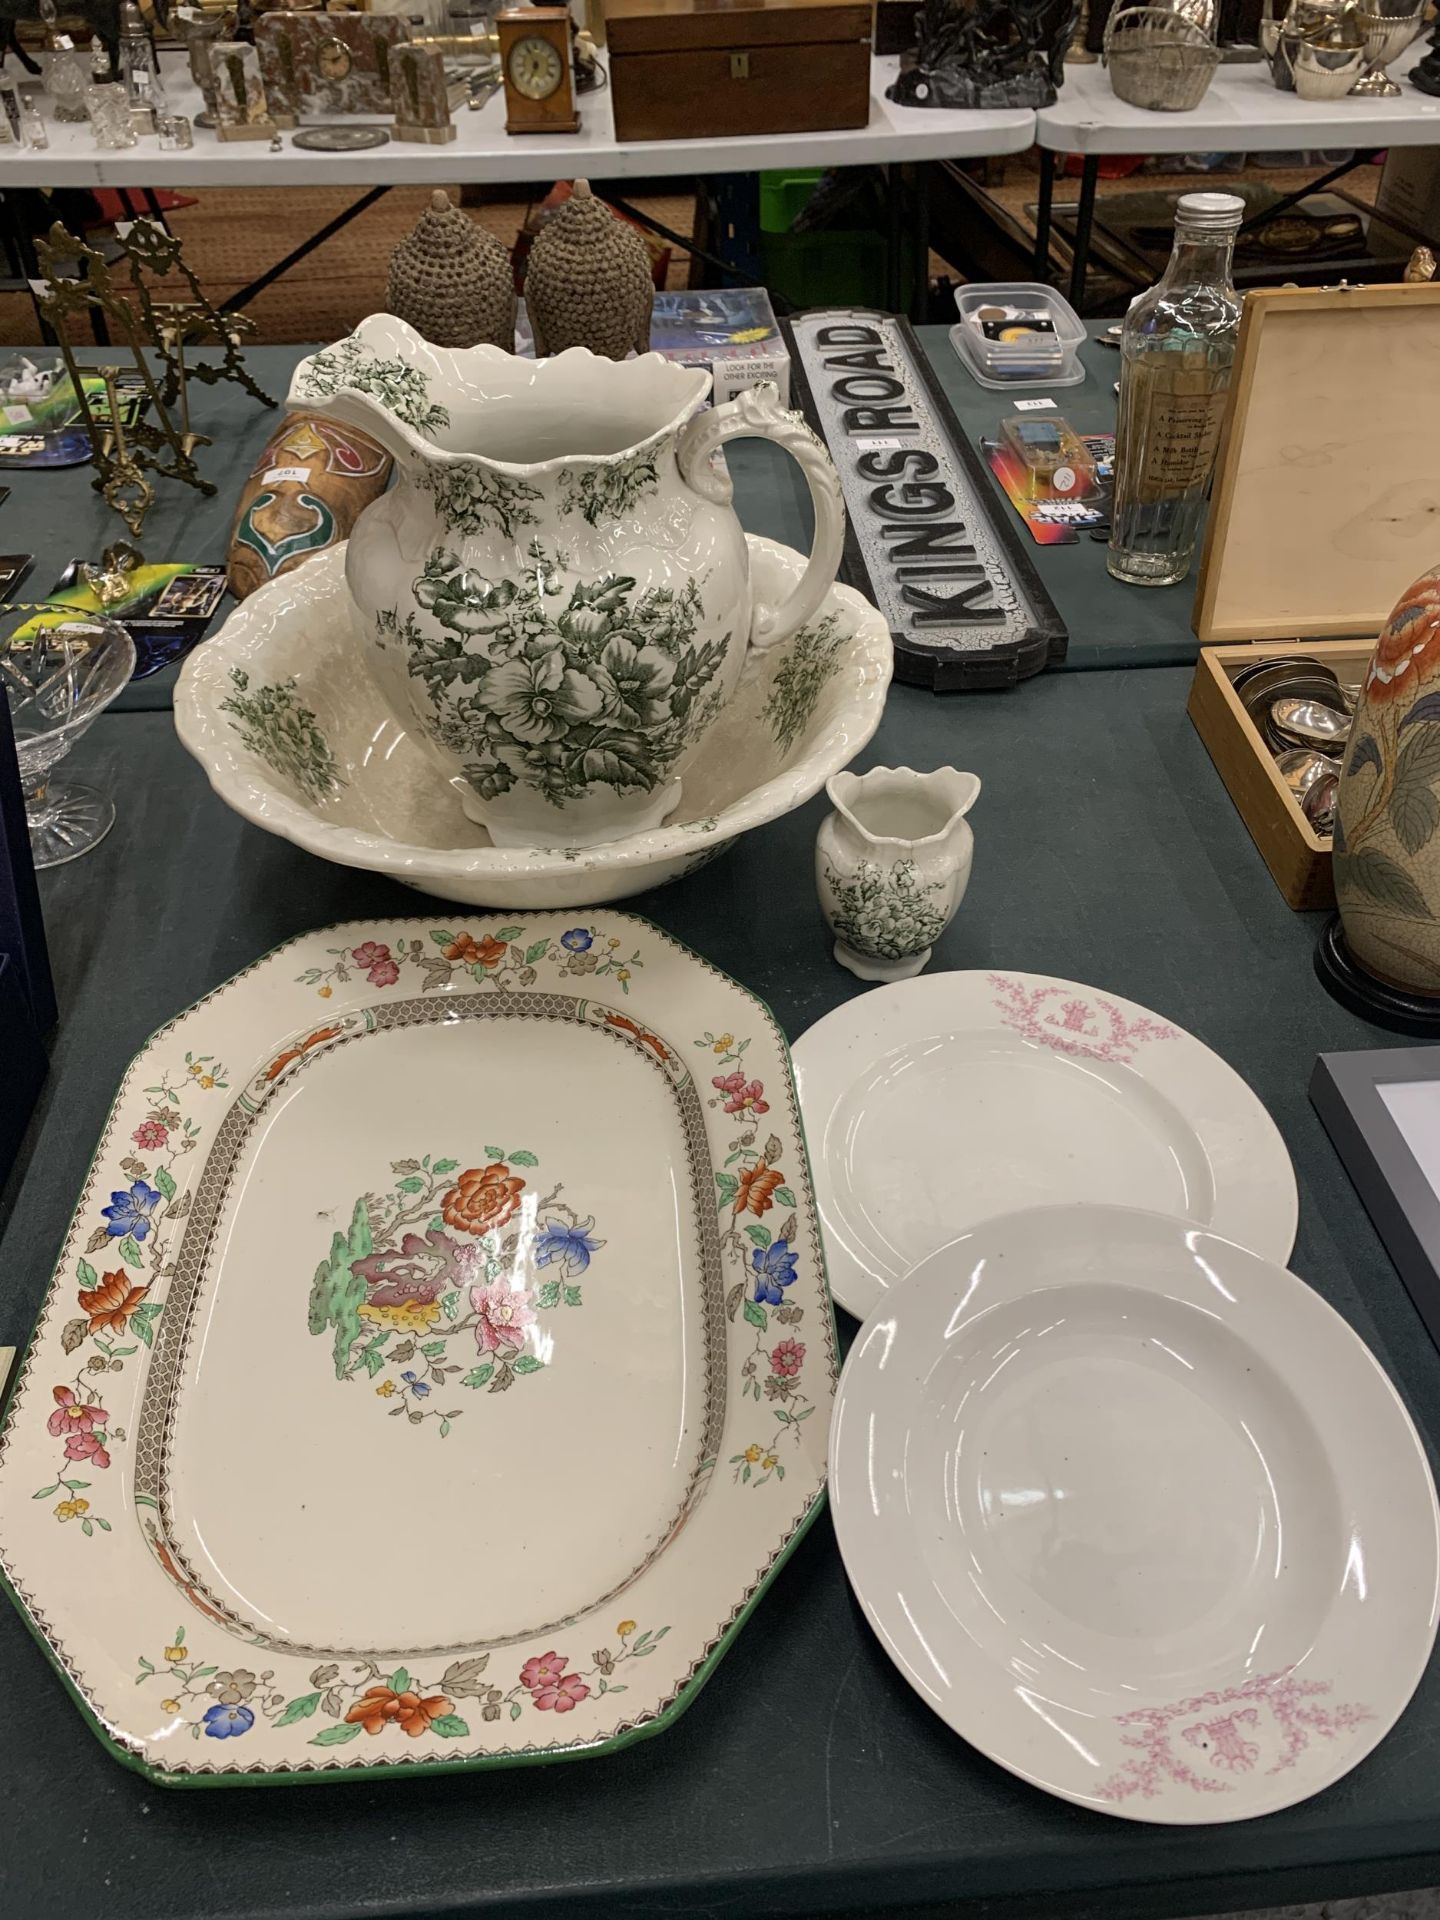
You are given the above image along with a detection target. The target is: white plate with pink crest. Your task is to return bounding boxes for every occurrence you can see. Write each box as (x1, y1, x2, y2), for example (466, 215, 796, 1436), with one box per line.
(792, 970, 1298, 1322)
(829, 1203, 1439, 1822)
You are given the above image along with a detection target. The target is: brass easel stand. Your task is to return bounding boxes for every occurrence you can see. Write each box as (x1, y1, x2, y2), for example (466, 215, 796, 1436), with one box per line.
(35, 221, 217, 540)
(115, 217, 276, 413)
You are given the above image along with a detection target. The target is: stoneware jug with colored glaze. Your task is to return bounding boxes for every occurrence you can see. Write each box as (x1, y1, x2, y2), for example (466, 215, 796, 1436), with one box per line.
(1333, 564, 1440, 999)
(816, 764, 981, 982)
(288, 315, 846, 848)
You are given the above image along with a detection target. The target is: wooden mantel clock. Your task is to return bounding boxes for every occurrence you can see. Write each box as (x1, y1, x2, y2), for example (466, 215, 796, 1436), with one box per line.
(497, 7, 579, 134)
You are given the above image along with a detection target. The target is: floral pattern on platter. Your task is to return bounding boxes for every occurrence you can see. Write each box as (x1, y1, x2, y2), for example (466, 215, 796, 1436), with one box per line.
(293, 334, 449, 437)
(989, 975, 1178, 1067)
(299, 924, 646, 1000)
(1096, 1670, 1372, 1803)
(763, 611, 848, 757)
(825, 858, 948, 964)
(398, 539, 729, 810)
(704, 1039, 817, 1487)
(295, 946, 819, 1487)
(696, 1029, 751, 1067)
(219, 668, 343, 804)
(133, 1619, 668, 1748)
(310, 1148, 603, 1436)
(30, 1053, 229, 1532)
(417, 461, 542, 542)
(557, 449, 660, 529)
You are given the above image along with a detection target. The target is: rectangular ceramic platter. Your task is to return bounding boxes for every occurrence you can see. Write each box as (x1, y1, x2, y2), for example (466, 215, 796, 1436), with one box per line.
(0, 915, 834, 1782)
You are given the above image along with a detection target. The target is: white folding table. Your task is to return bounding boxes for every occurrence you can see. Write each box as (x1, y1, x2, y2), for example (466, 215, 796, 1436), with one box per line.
(1033, 55, 1440, 302)
(0, 50, 1036, 325)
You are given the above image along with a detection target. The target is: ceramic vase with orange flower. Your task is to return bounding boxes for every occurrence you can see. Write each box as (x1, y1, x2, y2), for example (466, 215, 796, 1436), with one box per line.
(1332, 565, 1440, 1004)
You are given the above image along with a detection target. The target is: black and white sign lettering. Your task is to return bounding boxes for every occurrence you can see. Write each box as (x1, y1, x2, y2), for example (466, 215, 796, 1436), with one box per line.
(784, 310, 1067, 691)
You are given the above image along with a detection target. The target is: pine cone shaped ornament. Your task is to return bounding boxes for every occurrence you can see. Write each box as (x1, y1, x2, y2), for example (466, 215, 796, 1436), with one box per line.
(525, 179, 653, 361)
(386, 190, 516, 351)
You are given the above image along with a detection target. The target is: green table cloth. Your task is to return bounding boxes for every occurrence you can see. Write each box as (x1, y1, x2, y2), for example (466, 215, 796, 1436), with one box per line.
(0, 330, 1431, 1920)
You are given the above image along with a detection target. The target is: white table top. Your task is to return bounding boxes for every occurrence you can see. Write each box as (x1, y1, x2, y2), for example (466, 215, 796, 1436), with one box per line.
(5, 51, 1035, 186)
(1036, 54, 1440, 152)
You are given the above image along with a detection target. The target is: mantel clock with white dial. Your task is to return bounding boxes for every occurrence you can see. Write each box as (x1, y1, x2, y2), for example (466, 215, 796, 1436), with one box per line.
(497, 7, 579, 134)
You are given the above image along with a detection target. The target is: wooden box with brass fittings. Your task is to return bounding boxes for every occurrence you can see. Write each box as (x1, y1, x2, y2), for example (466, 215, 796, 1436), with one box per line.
(603, 0, 872, 143)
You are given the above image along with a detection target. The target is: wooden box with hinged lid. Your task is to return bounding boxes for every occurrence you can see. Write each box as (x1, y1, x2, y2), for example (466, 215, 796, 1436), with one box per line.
(1187, 279, 1440, 910)
(603, 0, 873, 143)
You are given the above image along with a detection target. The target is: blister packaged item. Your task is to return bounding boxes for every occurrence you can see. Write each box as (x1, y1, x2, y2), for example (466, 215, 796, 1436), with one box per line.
(1000, 415, 1097, 495)
(950, 282, 1087, 390)
(983, 423, 1115, 544)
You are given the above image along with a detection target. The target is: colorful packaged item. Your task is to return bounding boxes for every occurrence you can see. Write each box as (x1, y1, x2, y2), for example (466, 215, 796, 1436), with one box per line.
(984, 424, 1115, 544)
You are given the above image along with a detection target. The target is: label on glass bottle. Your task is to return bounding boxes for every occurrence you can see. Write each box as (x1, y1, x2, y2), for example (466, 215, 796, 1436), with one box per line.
(1130, 374, 1227, 495)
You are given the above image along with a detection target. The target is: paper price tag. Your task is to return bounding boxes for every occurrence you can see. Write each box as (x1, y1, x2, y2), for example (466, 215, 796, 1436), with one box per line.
(1012, 397, 1057, 412)
(263, 465, 311, 485)
(0, 405, 32, 426)
(853, 436, 908, 451)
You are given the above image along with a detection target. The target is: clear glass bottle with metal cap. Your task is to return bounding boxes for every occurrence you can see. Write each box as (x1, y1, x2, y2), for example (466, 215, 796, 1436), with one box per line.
(1107, 191, 1245, 587)
(118, 0, 165, 129)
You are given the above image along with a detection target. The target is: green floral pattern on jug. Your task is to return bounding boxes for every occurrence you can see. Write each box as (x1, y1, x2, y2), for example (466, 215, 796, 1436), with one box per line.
(134, 1619, 668, 1747)
(296, 335, 450, 437)
(823, 858, 949, 963)
(219, 668, 342, 804)
(418, 461, 542, 541)
(310, 1146, 603, 1436)
(558, 449, 660, 528)
(763, 611, 848, 756)
(399, 539, 730, 807)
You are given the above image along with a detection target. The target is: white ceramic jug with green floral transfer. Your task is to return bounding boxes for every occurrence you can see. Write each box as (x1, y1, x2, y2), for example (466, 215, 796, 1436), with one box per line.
(289, 314, 845, 848)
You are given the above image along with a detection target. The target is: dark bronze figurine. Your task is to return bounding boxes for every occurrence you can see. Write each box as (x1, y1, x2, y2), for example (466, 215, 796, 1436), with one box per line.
(887, 0, 1079, 108)
(0, 0, 169, 80)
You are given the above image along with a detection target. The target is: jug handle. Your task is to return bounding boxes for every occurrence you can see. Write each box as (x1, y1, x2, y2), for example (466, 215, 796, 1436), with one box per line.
(675, 383, 845, 671)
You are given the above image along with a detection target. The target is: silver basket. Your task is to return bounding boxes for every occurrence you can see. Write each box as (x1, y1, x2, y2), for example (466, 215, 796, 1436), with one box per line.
(1103, 5, 1222, 109)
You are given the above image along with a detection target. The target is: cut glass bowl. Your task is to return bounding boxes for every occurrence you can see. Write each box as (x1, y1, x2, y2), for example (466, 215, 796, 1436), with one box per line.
(0, 603, 135, 867)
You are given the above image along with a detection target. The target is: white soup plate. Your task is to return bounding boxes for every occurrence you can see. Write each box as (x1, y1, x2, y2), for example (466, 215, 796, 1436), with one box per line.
(0, 913, 834, 1782)
(829, 1204, 1440, 1823)
(793, 970, 1298, 1321)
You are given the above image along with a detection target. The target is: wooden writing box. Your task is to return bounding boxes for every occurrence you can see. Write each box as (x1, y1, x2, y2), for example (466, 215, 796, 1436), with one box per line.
(1187, 280, 1440, 910)
(604, 0, 873, 143)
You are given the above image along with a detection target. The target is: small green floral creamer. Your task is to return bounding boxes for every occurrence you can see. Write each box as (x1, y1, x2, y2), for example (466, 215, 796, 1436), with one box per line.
(816, 766, 981, 984)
